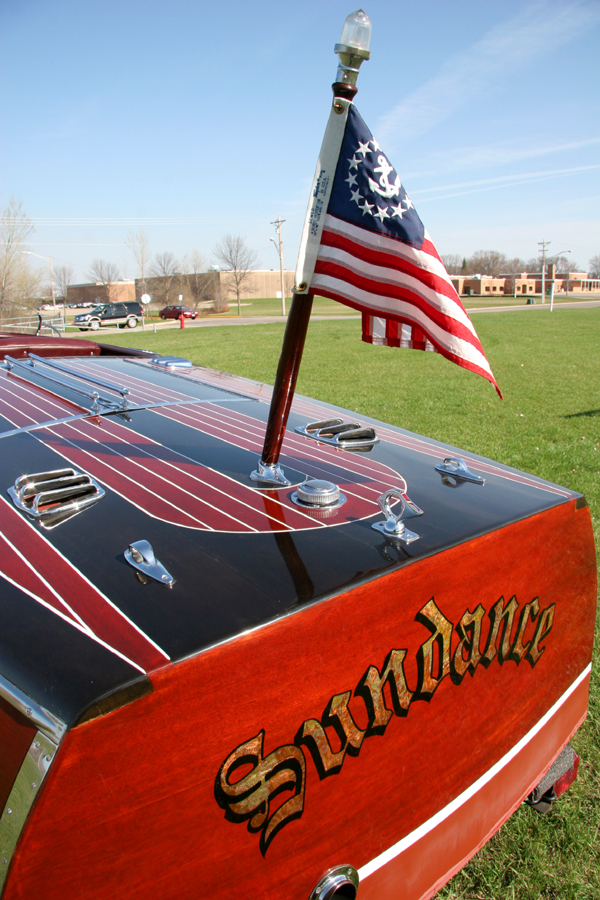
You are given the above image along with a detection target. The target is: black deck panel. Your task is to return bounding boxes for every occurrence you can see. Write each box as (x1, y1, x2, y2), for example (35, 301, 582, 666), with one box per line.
(0, 358, 578, 723)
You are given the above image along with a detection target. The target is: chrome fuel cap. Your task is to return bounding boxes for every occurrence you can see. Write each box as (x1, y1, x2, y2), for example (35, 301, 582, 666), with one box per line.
(292, 479, 346, 509)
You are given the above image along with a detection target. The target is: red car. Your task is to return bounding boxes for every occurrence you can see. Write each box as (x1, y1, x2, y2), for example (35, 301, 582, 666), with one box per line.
(159, 305, 198, 320)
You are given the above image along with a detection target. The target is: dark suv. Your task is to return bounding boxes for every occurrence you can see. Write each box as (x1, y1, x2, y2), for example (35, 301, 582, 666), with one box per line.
(74, 302, 143, 331)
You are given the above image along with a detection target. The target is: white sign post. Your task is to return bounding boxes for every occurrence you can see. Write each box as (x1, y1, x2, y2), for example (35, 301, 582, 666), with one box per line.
(140, 293, 151, 331)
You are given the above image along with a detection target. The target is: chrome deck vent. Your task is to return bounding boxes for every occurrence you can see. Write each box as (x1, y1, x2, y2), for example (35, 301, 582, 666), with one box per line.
(8, 468, 105, 528)
(150, 356, 193, 369)
(296, 418, 379, 451)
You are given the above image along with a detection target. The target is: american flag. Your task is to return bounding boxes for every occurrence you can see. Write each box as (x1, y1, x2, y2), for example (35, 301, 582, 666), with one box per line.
(297, 104, 501, 397)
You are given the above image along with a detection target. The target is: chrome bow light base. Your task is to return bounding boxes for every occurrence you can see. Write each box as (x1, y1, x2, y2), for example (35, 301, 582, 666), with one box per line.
(291, 479, 346, 510)
(309, 865, 359, 900)
(435, 456, 486, 486)
(250, 460, 291, 487)
(372, 488, 423, 543)
(125, 541, 175, 587)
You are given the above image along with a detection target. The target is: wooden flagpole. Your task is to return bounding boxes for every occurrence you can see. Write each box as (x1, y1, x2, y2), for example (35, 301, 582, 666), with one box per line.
(251, 12, 371, 486)
(260, 291, 314, 469)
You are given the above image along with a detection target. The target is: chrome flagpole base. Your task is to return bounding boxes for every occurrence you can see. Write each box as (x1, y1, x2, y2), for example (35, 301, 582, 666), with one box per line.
(250, 459, 291, 487)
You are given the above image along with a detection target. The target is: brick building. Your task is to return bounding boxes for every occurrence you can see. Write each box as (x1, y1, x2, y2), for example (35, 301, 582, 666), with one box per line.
(67, 281, 135, 306)
(135, 269, 295, 309)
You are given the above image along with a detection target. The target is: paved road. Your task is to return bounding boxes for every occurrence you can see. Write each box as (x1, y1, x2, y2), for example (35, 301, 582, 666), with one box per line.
(147, 299, 600, 330)
(67, 299, 600, 336)
(468, 300, 600, 314)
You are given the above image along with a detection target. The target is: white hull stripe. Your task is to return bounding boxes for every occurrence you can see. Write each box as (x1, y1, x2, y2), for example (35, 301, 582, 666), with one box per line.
(358, 663, 591, 880)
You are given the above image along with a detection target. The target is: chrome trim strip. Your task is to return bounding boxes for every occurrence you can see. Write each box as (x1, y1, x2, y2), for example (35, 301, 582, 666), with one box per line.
(28, 354, 130, 403)
(0, 731, 58, 893)
(4, 355, 102, 407)
(0, 672, 66, 743)
(0, 399, 215, 442)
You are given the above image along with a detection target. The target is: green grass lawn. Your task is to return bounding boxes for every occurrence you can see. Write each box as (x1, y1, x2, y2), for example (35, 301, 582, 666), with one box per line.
(88, 307, 599, 898)
(198, 295, 360, 317)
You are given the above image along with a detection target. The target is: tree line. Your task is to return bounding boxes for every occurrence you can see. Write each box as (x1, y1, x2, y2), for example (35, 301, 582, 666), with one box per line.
(2, 199, 599, 315)
(441, 250, 591, 278)
(0, 201, 261, 315)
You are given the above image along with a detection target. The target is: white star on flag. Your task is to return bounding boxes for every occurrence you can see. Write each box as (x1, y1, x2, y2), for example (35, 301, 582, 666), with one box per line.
(374, 206, 390, 221)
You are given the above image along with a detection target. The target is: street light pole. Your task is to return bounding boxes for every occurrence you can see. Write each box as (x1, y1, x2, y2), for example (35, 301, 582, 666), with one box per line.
(270, 217, 287, 316)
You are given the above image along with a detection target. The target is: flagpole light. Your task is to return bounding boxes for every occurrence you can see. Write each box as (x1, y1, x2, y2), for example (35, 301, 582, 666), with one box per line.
(334, 10, 371, 100)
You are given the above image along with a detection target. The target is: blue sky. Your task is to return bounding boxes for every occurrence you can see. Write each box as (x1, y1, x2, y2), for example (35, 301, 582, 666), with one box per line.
(1, 0, 599, 281)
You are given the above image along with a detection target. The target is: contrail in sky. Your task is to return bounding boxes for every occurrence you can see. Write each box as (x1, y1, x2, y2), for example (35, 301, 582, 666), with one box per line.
(377, 1, 600, 147)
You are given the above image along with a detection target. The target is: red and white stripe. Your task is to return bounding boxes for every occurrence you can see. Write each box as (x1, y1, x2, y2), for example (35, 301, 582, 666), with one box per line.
(362, 316, 436, 351)
(0, 495, 168, 672)
(310, 215, 502, 397)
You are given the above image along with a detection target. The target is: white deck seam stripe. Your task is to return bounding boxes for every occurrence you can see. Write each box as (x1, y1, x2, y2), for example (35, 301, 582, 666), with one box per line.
(158, 406, 398, 504)
(61, 420, 261, 533)
(0, 493, 170, 660)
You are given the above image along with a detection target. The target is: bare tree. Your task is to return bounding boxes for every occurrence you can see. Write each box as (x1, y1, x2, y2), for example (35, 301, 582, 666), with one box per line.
(181, 250, 214, 310)
(467, 250, 507, 277)
(440, 254, 463, 275)
(213, 234, 259, 315)
(502, 257, 526, 296)
(149, 252, 181, 306)
(524, 257, 542, 273)
(87, 259, 121, 303)
(0, 199, 35, 305)
(588, 255, 600, 279)
(553, 256, 579, 273)
(125, 229, 151, 295)
(14, 263, 42, 308)
(553, 257, 580, 294)
(54, 265, 75, 303)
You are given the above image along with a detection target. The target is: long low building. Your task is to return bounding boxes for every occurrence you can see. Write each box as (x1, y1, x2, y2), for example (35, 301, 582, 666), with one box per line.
(451, 267, 599, 297)
(67, 270, 296, 310)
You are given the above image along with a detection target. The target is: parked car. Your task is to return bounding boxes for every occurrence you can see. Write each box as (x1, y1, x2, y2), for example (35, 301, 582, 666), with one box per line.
(73, 301, 143, 331)
(159, 304, 198, 320)
(0, 329, 594, 900)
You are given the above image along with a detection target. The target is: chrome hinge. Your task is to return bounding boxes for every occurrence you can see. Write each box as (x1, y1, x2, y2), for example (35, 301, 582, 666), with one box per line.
(435, 457, 485, 486)
(124, 540, 175, 587)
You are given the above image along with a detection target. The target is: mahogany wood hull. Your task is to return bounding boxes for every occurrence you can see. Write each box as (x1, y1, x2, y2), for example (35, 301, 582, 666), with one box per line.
(3, 498, 595, 900)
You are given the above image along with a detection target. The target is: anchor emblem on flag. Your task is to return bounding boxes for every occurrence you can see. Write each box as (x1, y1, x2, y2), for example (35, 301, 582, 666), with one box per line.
(368, 154, 401, 199)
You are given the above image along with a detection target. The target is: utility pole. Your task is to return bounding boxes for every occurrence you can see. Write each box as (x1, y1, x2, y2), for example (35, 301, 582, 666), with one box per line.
(538, 239, 551, 304)
(270, 217, 287, 316)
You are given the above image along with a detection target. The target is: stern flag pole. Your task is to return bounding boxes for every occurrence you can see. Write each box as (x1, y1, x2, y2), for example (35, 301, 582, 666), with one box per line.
(252, 10, 372, 486)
